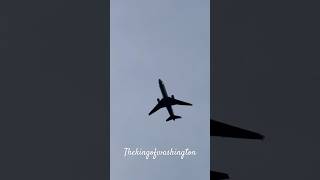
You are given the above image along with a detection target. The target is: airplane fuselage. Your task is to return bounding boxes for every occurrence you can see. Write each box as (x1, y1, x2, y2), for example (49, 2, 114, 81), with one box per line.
(159, 79, 175, 117)
(159, 79, 168, 98)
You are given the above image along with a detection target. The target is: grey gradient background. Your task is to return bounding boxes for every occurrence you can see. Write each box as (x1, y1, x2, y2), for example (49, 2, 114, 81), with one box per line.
(111, 0, 210, 180)
(0, 0, 107, 179)
(212, 0, 320, 179)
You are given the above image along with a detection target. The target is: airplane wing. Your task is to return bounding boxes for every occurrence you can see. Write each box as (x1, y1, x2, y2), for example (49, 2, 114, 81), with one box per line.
(169, 98, 192, 106)
(148, 101, 164, 115)
(211, 119, 264, 140)
(211, 171, 229, 180)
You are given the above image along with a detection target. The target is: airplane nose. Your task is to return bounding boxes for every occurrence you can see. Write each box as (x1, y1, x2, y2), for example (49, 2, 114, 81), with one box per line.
(158, 79, 162, 83)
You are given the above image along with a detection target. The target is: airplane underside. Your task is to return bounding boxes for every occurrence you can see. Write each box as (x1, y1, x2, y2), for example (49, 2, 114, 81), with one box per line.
(148, 79, 192, 122)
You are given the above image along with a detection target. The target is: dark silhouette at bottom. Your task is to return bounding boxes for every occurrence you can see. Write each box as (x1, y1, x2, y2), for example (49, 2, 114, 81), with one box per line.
(211, 120, 264, 139)
(211, 119, 264, 179)
(211, 171, 229, 180)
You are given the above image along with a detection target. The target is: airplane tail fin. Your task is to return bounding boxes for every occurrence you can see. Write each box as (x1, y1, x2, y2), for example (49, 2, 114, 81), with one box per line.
(166, 115, 181, 121)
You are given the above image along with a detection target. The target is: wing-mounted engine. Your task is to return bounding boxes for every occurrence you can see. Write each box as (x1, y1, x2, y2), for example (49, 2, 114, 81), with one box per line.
(157, 98, 160, 102)
(171, 95, 175, 99)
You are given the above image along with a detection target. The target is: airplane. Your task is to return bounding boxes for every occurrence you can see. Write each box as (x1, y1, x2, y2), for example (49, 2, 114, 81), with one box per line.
(148, 79, 192, 121)
(211, 119, 264, 180)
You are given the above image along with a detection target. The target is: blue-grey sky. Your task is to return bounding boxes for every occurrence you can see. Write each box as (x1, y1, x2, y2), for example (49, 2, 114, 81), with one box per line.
(111, 0, 210, 179)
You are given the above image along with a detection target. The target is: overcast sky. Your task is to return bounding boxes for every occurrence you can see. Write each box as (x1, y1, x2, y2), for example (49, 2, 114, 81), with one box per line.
(110, 0, 210, 179)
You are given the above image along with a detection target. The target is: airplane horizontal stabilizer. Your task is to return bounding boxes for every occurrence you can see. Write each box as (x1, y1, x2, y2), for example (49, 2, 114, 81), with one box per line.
(166, 115, 181, 121)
